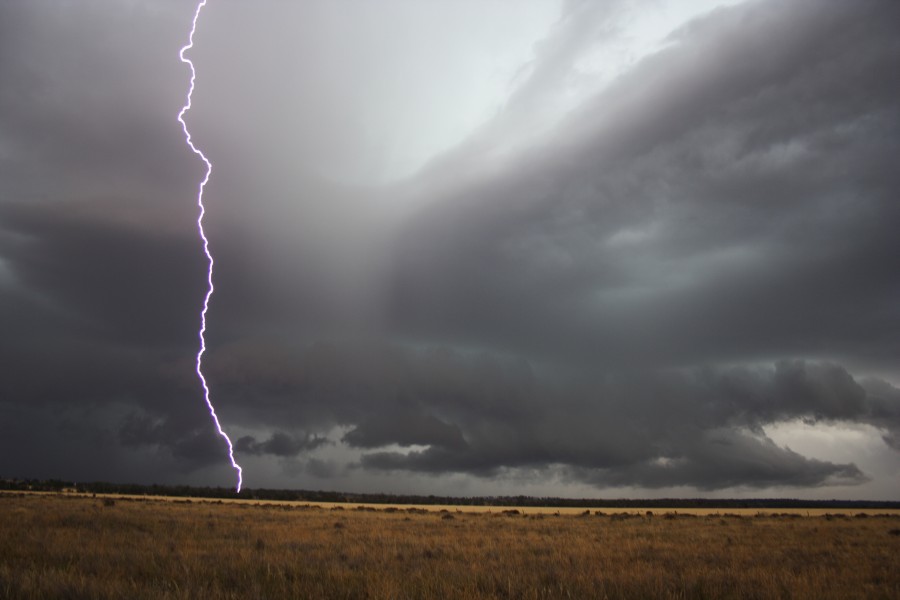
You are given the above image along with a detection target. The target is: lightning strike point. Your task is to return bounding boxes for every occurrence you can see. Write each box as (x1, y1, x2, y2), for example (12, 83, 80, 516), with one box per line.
(177, 0, 243, 493)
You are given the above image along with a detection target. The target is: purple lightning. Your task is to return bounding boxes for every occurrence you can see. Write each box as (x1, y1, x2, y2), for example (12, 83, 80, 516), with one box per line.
(177, 0, 243, 493)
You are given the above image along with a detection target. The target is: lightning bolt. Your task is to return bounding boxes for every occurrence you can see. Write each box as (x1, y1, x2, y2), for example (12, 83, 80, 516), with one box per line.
(177, 0, 243, 493)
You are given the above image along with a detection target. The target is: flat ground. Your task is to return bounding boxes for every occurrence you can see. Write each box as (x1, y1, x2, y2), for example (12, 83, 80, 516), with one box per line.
(1, 492, 898, 599)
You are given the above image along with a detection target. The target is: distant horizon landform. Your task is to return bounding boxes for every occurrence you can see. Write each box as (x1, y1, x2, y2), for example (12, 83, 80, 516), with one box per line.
(4, 478, 898, 510)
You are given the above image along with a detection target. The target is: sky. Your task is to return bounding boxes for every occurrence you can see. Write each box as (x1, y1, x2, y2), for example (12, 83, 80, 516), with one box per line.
(1, 0, 898, 500)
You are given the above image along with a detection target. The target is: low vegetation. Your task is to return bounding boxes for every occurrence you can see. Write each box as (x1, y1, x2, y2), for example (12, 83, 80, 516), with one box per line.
(7, 478, 899, 511)
(1, 492, 898, 599)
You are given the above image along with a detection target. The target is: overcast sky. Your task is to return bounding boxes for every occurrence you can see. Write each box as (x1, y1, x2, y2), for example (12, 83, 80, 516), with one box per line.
(1, 0, 898, 500)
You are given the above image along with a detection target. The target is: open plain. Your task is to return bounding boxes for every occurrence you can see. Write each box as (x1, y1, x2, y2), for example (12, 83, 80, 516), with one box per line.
(1, 492, 898, 599)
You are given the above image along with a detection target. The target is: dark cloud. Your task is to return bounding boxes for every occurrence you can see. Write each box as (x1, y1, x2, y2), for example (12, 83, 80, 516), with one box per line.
(387, 0, 900, 376)
(118, 411, 228, 467)
(236, 432, 329, 457)
(0, 202, 205, 347)
(343, 410, 468, 452)
(199, 340, 895, 489)
(1, 0, 897, 496)
(566, 432, 866, 490)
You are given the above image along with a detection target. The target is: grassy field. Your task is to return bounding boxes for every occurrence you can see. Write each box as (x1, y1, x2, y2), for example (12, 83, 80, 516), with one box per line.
(1, 493, 898, 599)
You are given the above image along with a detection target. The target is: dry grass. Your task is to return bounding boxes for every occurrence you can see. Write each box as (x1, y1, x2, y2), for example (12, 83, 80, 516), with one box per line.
(18, 490, 900, 517)
(1, 493, 898, 599)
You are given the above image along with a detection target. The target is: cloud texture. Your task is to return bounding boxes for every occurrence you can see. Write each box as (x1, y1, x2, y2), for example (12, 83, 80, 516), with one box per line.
(0, 0, 898, 497)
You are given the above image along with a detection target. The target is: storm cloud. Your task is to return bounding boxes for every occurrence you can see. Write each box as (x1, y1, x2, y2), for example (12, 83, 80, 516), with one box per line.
(1, 0, 898, 498)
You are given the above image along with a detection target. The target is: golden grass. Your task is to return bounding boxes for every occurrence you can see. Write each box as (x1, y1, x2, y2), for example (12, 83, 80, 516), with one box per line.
(16, 490, 900, 516)
(1, 492, 898, 599)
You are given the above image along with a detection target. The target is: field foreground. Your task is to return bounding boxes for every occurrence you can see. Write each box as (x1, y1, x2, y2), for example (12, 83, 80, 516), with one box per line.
(1, 493, 898, 599)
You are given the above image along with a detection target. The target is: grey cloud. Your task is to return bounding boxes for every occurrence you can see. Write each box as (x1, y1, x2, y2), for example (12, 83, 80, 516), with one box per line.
(386, 0, 900, 375)
(882, 433, 900, 452)
(201, 339, 895, 489)
(279, 457, 341, 481)
(858, 378, 900, 451)
(479, 0, 622, 134)
(118, 408, 236, 471)
(350, 358, 877, 489)
(0, 202, 205, 347)
(1, 0, 897, 495)
(417, 0, 625, 183)
(0, 1, 195, 208)
(769, 361, 867, 421)
(566, 430, 867, 490)
(167, 429, 232, 467)
(235, 432, 329, 457)
(343, 410, 468, 451)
